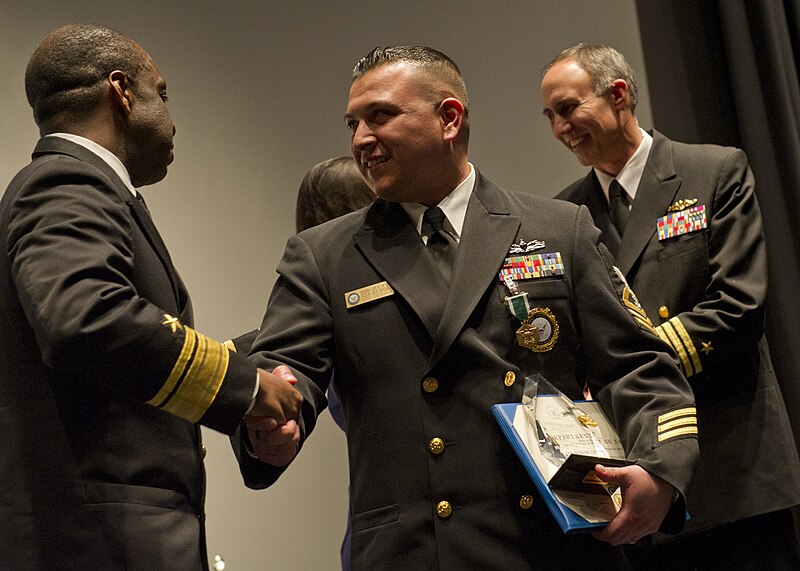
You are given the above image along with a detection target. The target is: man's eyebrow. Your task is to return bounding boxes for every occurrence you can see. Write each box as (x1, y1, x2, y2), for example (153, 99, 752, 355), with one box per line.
(542, 96, 573, 114)
(344, 102, 379, 121)
(541, 102, 559, 116)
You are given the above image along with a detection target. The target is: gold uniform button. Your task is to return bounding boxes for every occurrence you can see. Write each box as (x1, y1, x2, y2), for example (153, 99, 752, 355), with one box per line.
(429, 437, 445, 455)
(422, 377, 439, 393)
(504, 371, 516, 387)
(519, 494, 534, 509)
(436, 500, 453, 518)
(201, 445, 208, 459)
(658, 305, 669, 319)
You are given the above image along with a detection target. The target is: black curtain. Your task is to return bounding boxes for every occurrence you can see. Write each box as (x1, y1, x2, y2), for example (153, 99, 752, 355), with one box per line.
(636, 0, 800, 451)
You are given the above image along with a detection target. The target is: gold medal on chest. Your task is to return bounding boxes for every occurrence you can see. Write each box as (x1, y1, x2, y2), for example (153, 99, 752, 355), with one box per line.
(516, 307, 559, 352)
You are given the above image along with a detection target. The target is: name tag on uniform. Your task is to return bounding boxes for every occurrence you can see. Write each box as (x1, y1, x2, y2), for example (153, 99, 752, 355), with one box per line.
(657, 205, 707, 240)
(345, 281, 394, 309)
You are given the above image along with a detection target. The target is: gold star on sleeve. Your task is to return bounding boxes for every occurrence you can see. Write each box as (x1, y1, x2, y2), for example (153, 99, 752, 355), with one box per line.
(161, 313, 182, 334)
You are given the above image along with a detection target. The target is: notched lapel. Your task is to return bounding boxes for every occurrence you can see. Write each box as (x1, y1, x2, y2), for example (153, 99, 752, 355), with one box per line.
(616, 134, 682, 274)
(36, 137, 190, 314)
(616, 173, 680, 273)
(353, 201, 447, 339)
(127, 197, 189, 313)
(580, 175, 622, 257)
(431, 177, 520, 365)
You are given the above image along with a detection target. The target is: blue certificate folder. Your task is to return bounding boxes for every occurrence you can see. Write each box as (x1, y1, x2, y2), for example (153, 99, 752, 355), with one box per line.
(491, 402, 608, 534)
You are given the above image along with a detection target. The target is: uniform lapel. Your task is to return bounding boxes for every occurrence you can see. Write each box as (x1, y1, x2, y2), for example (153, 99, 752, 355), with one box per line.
(353, 200, 448, 339)
(577, 173, 623, 257)
(616, 131, 682, 274)
(126, 195, 191, 315)
(430, 174, 520, 365)
(34, 138, 190, 317)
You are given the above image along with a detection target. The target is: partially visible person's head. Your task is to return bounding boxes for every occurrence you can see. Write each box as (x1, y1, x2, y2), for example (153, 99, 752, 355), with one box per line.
(26, 24, 175, 187)
(345, 46, 471, 206)
(295, 156, 375, 232)
(540, 44, 640, 176)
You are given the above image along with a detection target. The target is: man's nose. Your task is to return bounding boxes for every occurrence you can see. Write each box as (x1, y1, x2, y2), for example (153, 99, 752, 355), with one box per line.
(552, 115, 571, 137)
(351, 122, 376, 150)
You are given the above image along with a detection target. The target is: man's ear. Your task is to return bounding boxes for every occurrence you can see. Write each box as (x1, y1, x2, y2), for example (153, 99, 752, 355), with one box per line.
(609, 79, 629, 109)
(108, 70, 133, 117)
(440, 97, 465, 142)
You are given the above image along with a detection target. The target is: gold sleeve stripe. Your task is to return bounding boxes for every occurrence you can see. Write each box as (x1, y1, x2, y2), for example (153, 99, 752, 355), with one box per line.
(658, 416, 697, 432)
(165, 331, 229, 421)
(658, 426, 699, 442)
(655, 325, 673, 348)
(223, 339, 237, 352)
(661, 321, 694, 377)
(658, 407, 697, 423)
(148, 327, 198, 409)
(669, 317, 702, 375)
(147, 326, 229, 423)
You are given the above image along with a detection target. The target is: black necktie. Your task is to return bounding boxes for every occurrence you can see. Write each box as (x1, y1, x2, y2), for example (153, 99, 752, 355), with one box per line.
(422, 207, 457, 284)
(609, 179, 630, 237)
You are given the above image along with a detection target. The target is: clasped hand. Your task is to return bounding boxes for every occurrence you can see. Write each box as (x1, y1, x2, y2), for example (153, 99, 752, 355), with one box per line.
(591, 464, 676, 546)
(245, 365, 303, 467)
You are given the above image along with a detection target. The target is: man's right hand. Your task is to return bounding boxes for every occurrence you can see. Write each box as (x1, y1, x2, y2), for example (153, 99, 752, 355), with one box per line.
(243, 366, 303, 466)
(248, 366, 303, 424)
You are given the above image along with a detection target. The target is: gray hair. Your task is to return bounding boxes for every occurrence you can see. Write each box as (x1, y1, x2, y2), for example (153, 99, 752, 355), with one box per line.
(543, 44, 638, 111)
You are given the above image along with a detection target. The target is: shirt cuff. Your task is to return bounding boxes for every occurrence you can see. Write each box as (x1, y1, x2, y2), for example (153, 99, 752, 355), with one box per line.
(245, 372, 259, 414)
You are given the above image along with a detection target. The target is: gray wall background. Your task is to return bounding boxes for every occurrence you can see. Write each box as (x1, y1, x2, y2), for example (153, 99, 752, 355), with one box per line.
(0, 1, 651, 568)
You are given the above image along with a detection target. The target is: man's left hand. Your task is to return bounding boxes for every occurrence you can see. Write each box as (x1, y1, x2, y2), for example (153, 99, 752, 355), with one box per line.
(245, 418, 301, 467)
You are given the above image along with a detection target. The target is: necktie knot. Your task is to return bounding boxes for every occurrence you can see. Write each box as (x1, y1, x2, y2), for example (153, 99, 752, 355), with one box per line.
(609, 180, 629, 204)
(423, 206, 447, 233)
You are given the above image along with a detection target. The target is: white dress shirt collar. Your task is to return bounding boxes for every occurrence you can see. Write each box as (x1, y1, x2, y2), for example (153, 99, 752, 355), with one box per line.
(594, 128, 652, 206)
(401, 162, 475, 243)
(47, 133, 138, 197)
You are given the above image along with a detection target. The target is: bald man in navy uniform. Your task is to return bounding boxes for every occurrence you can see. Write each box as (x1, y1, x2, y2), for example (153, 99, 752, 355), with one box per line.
(0, 24, 301, 570)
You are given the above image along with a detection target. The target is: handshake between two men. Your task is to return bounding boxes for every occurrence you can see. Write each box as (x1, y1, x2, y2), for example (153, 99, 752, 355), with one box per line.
(246, 365, 303, 467)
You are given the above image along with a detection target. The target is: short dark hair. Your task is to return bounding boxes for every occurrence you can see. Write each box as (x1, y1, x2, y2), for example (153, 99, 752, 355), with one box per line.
(25, 23, 149, 131)
(352, 46, 469, 116)
(295, 157, 375, 232)
(543, 44, 638, 112)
